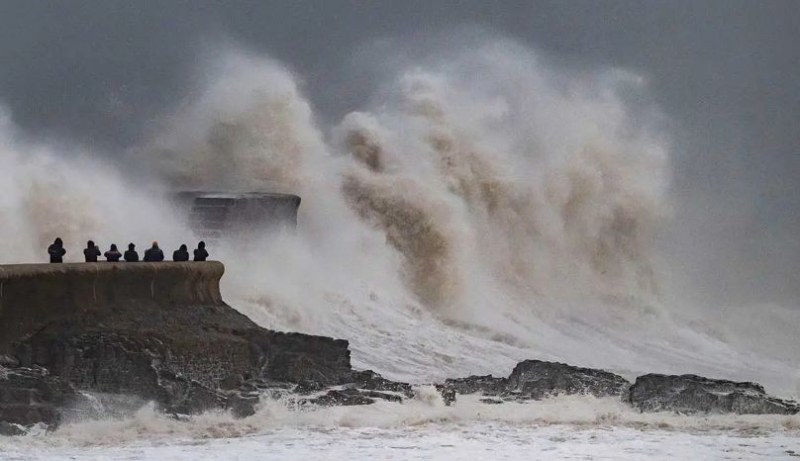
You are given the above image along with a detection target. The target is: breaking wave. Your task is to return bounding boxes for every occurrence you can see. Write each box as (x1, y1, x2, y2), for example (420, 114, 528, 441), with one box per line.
(0, 37, 797, 441)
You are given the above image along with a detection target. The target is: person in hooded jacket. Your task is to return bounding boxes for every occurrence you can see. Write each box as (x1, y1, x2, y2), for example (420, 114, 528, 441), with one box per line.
(193, 241, 209, 261)
(104, 244, 122, 262)
(173, 244, 190, 262)
(124, 243, 139, 262)
(143, 241, 164, 262)
(83, 240, 101, 262)
(47, 238, 66, 263)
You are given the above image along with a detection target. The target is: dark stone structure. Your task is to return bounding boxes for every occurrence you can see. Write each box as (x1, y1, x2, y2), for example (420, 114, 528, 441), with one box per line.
(506, 360, 631, 400)
(439, 360, 630, 402)
(441, 375, 507, 397)
(628, 374, 799, 415)
(440, 363, 797, 415)
(173, 191, 301, 242)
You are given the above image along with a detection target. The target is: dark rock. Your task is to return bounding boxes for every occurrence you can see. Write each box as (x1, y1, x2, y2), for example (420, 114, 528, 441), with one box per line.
(0, 263, 355, 420)
(628, 374, 800, 415)
(360, 390, 403, 403)
(61, 392, 151, 421)
(0, 421, 26, 436)
(0, 365, 83, 431)
(300, 372, 412, 407)
(305, 387, 405, 407)
(443, 375, 507, 396)
(439, 360, 630, 403)
(294, 380, 326, 395)
(306, 389, 376, 406)
(226, 393, 261, 418)
(349, 370, 414, 398)
(506, 360, 630, 400)
(436, 385, 456, 406)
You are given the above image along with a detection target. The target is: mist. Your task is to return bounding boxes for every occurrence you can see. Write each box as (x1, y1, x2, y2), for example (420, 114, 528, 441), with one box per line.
(1, 1, 797, 309)
(0, 2, 798, 393)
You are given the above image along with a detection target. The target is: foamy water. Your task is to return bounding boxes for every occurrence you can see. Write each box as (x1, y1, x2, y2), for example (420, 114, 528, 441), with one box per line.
(2, 395, 799, 459)
(0, 37, 798, 458)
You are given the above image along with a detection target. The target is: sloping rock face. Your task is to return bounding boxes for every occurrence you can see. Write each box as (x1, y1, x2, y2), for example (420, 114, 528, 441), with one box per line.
(507, 360, 630, 399)
(0, 262, 357, 422)
(440, 360, 630, 402)
(629, 374, 800, 415)
(0, 366, 82, 434)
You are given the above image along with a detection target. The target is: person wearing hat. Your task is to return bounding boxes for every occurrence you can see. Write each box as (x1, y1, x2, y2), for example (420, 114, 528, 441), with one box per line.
(47, 237, 66, 263)
(144, 241, 164, 262)
(124, 243, 139, 262)
(104, 243, 122, 262)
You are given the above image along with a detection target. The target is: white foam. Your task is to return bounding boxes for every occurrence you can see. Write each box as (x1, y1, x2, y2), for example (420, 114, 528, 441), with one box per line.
(2, 394, 798, 459)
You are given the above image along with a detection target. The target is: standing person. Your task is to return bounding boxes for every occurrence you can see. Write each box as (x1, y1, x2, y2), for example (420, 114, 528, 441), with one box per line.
(124, 243, 139, 262)
(143, 241, 164, 262)
(83, 240, 101, 262)
(172, 244, 189, 262)
(104, 244, 122, 262)
(193, 241, 209, 261)
(47, 238, 66, 263)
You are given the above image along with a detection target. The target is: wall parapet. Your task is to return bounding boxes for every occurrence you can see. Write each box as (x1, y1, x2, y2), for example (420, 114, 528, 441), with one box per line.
(0, 262, 225, 352)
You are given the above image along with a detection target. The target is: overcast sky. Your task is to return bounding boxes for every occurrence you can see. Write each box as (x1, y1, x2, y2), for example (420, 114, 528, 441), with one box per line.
(1, 0, 798, 306)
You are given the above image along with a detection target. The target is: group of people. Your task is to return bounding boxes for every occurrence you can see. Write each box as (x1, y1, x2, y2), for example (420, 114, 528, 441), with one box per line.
(46, 238, 209, 263)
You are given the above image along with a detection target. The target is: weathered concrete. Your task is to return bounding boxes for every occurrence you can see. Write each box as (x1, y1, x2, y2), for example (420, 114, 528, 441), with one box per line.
(0, 262, 224, 352)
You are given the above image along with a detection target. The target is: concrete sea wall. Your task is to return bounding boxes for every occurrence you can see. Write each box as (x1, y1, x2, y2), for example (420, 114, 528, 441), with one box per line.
(0, 262, 225, 352)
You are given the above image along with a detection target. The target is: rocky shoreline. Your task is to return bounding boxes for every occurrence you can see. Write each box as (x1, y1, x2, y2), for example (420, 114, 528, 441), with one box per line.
(0, 262, 796, 435)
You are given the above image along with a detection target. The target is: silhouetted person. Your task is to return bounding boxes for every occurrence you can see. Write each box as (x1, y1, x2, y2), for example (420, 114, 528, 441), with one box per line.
(104, 244, 122, 262)
(173, 244, 189, 262)
(124, 243, 139, 262)
(83, 240, 101, 262)
(47, 238, 66, 263)
(143, 241, 164, 262)
(193, 241, 209, 261)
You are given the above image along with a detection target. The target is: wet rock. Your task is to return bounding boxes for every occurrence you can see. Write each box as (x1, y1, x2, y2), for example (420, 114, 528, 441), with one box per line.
(443, 375, 507, 396)
(628, 374, 800, 415)
(507, 360, 630, 400)
(0, 365, 82, 431)
(0, 355, 19, 367)
(306, 387, 405, 407)
(0, 421, 26, 436)
(436, 385, 456, 406)
(349, 370, 414, 398)
(440, 360, 629, 403)
(0, 263, 355, 420)
(61, 392, 151, 421)
(306, 389, 376, 406)
(359, 390, 404, 403)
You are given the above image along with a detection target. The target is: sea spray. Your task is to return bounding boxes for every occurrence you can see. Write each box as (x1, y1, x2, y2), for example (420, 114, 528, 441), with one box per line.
(0, 126, 186, 263)
(0, 39, 796, 399)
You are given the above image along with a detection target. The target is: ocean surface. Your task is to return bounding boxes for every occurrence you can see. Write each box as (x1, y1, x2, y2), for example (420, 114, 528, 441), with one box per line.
(2, 394, 799, 460)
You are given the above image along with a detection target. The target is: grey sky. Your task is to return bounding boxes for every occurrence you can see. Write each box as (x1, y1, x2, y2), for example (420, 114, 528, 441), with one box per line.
(1, 0, 798, 306)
